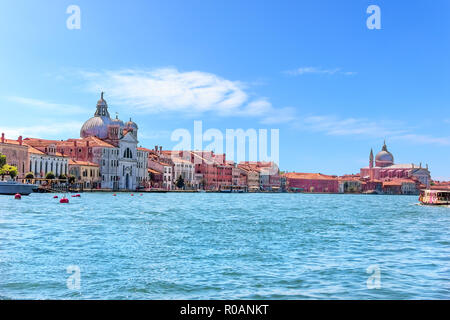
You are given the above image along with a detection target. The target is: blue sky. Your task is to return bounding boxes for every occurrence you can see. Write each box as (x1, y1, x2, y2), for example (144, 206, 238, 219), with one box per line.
(0, 0, 449, 179)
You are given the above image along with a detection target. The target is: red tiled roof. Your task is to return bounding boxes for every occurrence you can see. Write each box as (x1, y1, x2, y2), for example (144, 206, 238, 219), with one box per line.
(68, 159, 99, 167)
(284, 172, 338, 180)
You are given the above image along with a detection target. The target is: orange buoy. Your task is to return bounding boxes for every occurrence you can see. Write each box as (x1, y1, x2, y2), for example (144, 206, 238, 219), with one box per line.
(60, 198, 69, 204)
(14, 193, 21, 200)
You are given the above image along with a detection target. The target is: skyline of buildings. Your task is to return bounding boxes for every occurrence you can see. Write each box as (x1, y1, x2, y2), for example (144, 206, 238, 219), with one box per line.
(0, 93, 444, 195)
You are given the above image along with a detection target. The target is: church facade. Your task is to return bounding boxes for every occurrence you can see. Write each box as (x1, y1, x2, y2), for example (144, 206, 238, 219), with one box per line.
(360, 141, 431, 187)
(78, 93, 148, 190)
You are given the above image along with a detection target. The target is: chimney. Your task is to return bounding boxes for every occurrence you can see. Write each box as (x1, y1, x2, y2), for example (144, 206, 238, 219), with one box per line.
(74, 141, 77, 147)
(18, 136, 23, 146)
(159, 146, 162, 153)
(86, 141, 90, 147)
(1, 133, 4, 144)
(155, 145, 158, 152)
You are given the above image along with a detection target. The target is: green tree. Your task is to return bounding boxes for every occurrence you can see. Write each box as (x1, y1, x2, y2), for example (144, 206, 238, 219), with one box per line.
(68, 174, 76, 184)
(0, 153, 6, 168)
(58, 173, 67, 180)
(45, 171, 56, 180)
(25, 172, 35, 179)
(175, 175, 185, 189)
(0, 164, 18, 179)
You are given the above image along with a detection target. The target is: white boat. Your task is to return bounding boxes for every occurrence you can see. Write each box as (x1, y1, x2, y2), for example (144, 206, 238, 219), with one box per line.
(0, 181, 38, 195)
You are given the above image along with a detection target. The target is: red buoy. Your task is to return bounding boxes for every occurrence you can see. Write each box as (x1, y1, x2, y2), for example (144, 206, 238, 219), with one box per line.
(14, 193, 21, 200)
(53, 195, 58, 199)
(140, 194, 143, 196)
(60, 198, 69, 204)
(113, 194, 117, 196)
(131, 194, 134, 196)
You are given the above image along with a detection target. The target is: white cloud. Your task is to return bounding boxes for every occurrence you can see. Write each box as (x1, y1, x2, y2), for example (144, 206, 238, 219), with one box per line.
(298, 115, 450, 146)
(6, 96, 87, 114)
(80, 68, 295, 123)
(285, 67, 357, 76)
(0, 122, 83, 140)
(392, 134, 450, 146)
(301, 115, 404, 138)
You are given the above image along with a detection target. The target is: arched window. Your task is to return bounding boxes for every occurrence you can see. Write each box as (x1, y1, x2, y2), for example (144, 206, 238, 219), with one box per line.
(123, 148, 133, 159)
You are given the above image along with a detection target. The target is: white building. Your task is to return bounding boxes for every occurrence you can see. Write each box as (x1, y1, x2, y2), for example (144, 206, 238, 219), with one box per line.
(79, 93, 146, 190)
(172, 157, 195, 189)
(26, 144, 68, 178)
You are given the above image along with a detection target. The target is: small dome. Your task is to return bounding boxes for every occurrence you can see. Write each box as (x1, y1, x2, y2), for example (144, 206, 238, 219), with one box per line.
(125, 118, 138, 130)
(112, 116, 125, 127)
(80, 116, 113, 139)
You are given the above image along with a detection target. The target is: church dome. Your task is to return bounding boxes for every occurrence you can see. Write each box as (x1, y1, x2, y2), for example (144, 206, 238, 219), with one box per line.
(375, 141, 394, 167)
(80, 116, 113, 139)
(80, 92, 113, 139)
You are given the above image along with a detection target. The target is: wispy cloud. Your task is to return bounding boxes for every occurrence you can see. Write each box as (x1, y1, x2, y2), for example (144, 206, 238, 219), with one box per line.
(285, 67, 357, 76)
(392, 134, 450, 146)
(0, 122, 83, 140)
(300, 115, 404, 138)
(298, 115, 450, 146)
(79, 68, 295, 124)
(5, 96, 87, 114)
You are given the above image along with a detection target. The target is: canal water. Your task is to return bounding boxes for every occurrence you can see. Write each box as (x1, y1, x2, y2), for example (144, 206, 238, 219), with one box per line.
(0, 193, 449, 299)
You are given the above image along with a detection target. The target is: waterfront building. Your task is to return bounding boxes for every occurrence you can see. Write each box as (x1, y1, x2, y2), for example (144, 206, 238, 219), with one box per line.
(25, 143, 69, 179)
(338, 174, 363, 193)
(68, 159, 100, 189)
(360, 141, 431, 187)
(0, 134, 29, 179)
(136, 147, 149, 188)
(146, 155, 170, 190)
(284, 172, 339, 193)
(172, 156, 195, 189)
(382, 178, 422, 195)
(238, 164, 260, 192)
(238, 161, 281, 191)
(78, 93, 145, 190)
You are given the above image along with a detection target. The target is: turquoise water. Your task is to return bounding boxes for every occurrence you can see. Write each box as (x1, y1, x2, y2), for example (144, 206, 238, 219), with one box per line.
(0, 193, 449, 300)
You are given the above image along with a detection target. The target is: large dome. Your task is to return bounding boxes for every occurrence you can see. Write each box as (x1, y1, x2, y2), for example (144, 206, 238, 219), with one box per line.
(375, 142, 394, 167)
(80, 116, 113, 139)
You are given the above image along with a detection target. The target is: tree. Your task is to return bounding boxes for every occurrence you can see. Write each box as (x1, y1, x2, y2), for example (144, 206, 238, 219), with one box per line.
(200, 178, 207, 190)
(59, 173, 67, 180)
(0, 164, 18, 179)
(25, 172, 35, 179)
(45, 171, 56, 180)
(0, 153, 6, 168)
(68, 174, 76, 184)
(175, 175, 185, 189)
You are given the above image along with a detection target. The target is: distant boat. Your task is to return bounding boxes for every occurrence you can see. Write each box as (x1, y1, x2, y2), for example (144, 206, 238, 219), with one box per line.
(419, 189, 450, 206)
(0, 181, 37, 195)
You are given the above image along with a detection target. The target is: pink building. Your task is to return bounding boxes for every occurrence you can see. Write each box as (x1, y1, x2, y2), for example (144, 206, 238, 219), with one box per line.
(284, 172, 339, 193)
(360, 141, 431, 187)
(0, 134, 29, 179)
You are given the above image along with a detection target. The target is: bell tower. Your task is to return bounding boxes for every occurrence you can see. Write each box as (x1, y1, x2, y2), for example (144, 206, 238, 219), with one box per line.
(369, 148, 374, 169)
